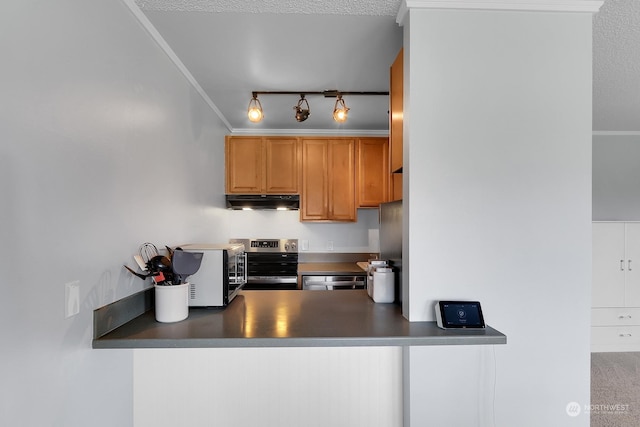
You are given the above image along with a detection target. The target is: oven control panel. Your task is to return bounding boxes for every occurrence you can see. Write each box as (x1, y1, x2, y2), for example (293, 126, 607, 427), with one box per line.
(230, 238, 298, 253)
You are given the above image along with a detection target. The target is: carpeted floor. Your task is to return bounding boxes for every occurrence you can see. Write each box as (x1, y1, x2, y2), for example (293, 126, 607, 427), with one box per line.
(591, 352, 640, 427)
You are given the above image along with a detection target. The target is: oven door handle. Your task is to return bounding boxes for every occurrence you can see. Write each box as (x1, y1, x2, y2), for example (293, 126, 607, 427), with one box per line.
(330, 283, 364, 290)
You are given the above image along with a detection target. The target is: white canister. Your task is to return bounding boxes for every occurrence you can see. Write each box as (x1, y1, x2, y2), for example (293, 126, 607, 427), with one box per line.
(154, 283, 189, 323)
(372, 269, 394, 303)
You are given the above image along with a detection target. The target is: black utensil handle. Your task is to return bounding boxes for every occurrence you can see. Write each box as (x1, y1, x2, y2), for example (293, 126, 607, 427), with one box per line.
(123, 265, 148, 280)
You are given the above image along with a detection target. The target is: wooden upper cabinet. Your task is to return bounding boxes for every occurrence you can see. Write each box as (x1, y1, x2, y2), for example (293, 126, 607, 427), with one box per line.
(225, 136, 263, 193)
(226, 135, 384, 219)
(301, 138, 356, 222)
(328, 139, 356, 221)
(264, 137, 300, 193)
(390, 48, 403, 202)
(300, 140, 328, 220)
(390, 48, 403, 174)
(225, 136, 299, 194)
(356, 137, 389, 208)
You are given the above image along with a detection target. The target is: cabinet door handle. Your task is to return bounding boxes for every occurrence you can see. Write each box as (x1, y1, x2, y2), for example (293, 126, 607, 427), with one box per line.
(619, 333, 632, 337)
(621, 260, 625, 271)
(629, 260, 632, 271)
(618, 315, 632, 319)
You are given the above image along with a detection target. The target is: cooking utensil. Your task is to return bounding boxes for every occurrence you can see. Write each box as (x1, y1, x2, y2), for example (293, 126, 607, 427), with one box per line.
(139, 242, 158, 264)
(123, 265, 166, 283)
(133, 254, 148, 271)
(124, 265, 149, 280)
(148, 255, 174, 285)
(164, 245, 174, 261)
(148, 255, 172, 272)
(171, 249, 204, 284)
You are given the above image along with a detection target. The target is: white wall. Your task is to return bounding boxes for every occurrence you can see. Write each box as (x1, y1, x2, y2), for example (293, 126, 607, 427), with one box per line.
(593, 134, 640, 220)
(217, 208, 380, 252)
(0, 2, 382, 426)
(403, 8, 593, 426)
(0, 1, 230, 426)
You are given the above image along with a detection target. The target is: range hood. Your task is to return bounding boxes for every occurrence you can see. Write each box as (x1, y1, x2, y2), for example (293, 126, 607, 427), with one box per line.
(225, 194, 300, 210)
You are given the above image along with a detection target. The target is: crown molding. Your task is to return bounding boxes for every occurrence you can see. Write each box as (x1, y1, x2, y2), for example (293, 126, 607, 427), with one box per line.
(230, 128, 390, 137)
(397, 0, 604, 25)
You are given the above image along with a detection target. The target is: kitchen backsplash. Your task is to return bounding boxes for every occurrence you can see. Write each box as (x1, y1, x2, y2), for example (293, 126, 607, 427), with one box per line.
(219, 208, 380, 253)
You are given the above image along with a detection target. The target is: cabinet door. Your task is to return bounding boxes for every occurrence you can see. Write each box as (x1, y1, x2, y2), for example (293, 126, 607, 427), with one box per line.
(592, 222, 626, 307)
(225, 136, 263, 193)
(625, 223, 640, 306)
(264, 137, 299, 194)
(390, 49, 403, 173)
(300, 139, 328, 220)
(357, 138, 389, 208)
(328, 139, 356, 221)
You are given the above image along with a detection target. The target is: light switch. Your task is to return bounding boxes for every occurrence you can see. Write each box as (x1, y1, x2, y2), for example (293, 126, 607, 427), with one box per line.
(65, 281, 80, 318)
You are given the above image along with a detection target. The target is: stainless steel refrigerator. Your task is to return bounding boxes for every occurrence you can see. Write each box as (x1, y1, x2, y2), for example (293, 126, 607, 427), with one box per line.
(379, 200, 402, 303)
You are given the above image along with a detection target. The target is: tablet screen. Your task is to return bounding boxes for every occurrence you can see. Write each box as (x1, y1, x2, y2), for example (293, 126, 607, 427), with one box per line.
(439, 301, 485, 328)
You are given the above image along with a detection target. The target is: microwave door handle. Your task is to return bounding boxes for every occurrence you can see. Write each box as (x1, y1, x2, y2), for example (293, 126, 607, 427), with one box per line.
(243, 253, 248, 283)
(232, 256, 238, 283)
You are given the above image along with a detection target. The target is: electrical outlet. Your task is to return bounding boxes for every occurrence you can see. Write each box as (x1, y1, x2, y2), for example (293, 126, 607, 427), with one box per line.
(301, 240, 309, 251)
(327, 240, 334, 251)
(65, 281, 80, 319)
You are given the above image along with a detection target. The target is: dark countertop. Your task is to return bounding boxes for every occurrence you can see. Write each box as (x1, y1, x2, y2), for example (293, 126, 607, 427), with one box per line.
(93, 290, 506, 349)
(298, 262, 367, 275)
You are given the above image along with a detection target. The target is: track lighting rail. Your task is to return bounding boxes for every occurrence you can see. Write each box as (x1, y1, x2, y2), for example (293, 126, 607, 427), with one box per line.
(251, 90, 389, 97)
(247, 90, 388, 123)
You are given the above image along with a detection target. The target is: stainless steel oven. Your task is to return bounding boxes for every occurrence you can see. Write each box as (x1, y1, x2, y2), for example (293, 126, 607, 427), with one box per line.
(229, 238, 298, 290)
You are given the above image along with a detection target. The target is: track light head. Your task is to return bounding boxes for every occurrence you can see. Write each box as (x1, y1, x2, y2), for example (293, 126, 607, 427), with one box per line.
(293, 94, 310, 122)
(333, 94, 349, 123)
(247, 93, 263, 123)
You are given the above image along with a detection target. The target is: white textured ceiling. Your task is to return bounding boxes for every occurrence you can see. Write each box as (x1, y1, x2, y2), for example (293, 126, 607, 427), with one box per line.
(137, 1, 403, 133)
(136, 0, 640, 133)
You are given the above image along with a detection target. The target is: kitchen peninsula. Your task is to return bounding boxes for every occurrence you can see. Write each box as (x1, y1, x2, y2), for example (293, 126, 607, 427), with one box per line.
(93, 289, 506, 348)
(94, 289, 506, 427)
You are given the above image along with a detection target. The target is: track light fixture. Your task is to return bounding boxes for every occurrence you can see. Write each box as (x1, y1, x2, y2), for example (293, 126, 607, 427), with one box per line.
(247, 92, 263, 123)
(294, 94, 310, 122)
(332, 94, 349, 123)
(247, 90, 387, 124)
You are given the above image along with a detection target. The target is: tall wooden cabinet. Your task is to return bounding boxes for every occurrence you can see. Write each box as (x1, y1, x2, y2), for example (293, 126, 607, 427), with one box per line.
(592, 222, 640, 352)
(225, 136, 299, 194)
(389, 48, 403, 202)
(301, 138, 356, 222)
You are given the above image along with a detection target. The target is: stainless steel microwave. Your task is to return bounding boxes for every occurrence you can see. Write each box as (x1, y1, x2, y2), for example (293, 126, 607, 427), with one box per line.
(178, 243, 247, 307)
